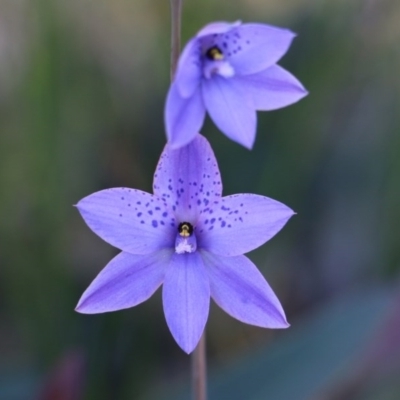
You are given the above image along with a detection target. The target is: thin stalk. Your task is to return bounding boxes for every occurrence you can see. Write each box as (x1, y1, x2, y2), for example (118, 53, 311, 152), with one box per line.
(169, 0, 182, 80)
(191, 333, 207, 400)
(169, 1, 207, 397)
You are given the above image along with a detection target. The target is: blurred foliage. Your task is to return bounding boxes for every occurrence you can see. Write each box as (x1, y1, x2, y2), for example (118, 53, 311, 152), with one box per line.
(0, 0, 399, 399)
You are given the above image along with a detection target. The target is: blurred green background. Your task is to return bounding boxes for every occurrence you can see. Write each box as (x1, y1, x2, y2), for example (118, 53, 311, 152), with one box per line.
(1, 0, 400, 399)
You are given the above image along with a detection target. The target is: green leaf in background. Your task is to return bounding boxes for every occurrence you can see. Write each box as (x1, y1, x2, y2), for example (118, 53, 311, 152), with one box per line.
(150, 285, 393, 400)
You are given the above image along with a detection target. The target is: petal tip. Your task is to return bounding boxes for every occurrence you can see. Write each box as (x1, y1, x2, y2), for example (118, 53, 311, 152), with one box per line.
(167, 135, 196, 150)
(75, 297, 90, 314)
(180, 343, 196, 354)
(74, 303, 86, 314)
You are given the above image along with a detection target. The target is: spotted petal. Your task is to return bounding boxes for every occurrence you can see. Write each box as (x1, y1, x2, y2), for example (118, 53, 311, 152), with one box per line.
(202, 251, 288, 328)
(197, 194, 294, 256)
(225, 23, 296, 76)
(202, 76, 256, 149)
(153, 134, 222, 222)
(76, 250, 171, 313)
(77, 188, 175, 254)
(163, 252, 210, 353)
(165, 83, 206, 149)
(232, 65, 308, 110)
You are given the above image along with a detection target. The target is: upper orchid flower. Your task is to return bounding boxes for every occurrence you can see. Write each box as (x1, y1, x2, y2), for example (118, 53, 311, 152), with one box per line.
(165, 21, 308, 149)
(75, 135, 294, 353)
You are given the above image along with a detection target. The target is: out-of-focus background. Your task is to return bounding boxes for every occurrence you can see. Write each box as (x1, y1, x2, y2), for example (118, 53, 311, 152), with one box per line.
(0, 0, 399, 399)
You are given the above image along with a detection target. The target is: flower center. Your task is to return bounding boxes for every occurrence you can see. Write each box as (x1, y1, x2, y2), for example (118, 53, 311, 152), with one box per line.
(178, 222, 193, 237)
(175, 222, 197, 254)
(206, 46, 224, 61)
(202, 45, 234, 79)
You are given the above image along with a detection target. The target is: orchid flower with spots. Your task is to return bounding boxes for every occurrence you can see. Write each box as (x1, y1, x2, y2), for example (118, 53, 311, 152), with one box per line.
(76, 135, 293, 353)
(165, 21, 308, 149)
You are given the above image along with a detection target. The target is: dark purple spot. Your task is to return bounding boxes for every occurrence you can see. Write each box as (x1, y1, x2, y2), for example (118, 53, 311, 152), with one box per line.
(152, 220, 158, 228)
(221, 221, 226, 227)
(137, 212, 142, 217)
(162, 212, 168, 217)
(141, 220, 145, 224)
(148, 210, 153, 215)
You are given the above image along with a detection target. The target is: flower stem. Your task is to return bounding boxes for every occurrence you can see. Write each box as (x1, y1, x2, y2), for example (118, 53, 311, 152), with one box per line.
(169, 2, 207, 396)
(169, 0, 182, 80)
(191, 332, 207, 400)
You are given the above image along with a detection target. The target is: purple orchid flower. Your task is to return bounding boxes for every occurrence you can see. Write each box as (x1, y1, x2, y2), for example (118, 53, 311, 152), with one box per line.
(165, 21, 308, 149)
(76, 135, 294, 353)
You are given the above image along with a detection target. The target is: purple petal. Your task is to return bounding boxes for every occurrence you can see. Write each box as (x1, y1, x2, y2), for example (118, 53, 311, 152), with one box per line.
(163, 252, 210, 353)
(165, 82, 206, 149)
(197, 194, 294, 256)
(153, 134, 222, 222)
(223, 23, 296, 75)
(202, 76, 256, 149)
(76, 250, 171, 313)
(233, 65, 308, 110)
(196, 20, 241, 38)
(175, 38, 202, 98)
(77, 188, 175, 254)
(201, 251, 288, 328)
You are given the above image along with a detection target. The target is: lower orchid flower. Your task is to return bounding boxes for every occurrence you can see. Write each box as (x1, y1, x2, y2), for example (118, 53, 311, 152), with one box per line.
(76, 135, 294, 353)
